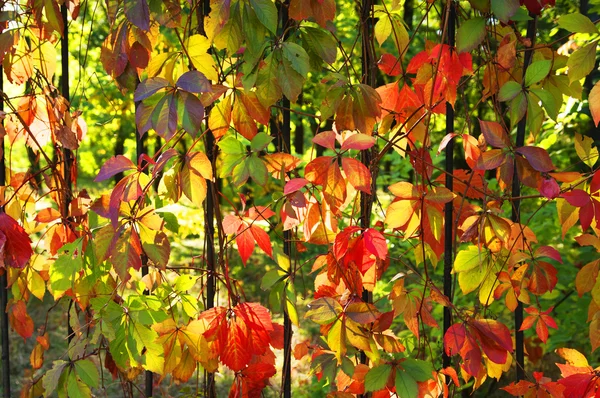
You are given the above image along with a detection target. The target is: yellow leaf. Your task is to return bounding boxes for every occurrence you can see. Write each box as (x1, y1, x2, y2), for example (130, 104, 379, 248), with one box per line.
(556, 347, 590, 367)
(186, 35, 218, 81)
(575, 133, 599, 168)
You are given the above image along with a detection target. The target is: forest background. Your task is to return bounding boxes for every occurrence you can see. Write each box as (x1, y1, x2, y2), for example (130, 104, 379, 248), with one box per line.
(1, 0, 600, 397)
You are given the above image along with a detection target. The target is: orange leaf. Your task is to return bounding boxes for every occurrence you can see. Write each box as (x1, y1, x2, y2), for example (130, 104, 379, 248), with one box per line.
(341, 157, 371, 194)
(9, 300, 33, 340)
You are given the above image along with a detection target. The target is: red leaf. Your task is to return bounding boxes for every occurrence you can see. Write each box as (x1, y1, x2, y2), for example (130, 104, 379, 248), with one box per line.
(269, 323, 285, 349)
(520, 0, 555, 15)
(515, 146, 554, 172)
(223, 215, 243, 235)
(377, 53, 402, 76)
(284, 178, 309, 195)
(242, 363, 276, 381)
(341, 134, 376, 151)
(363, 228, 387, 259)
(444, 323, 466, 356)
(246, 206, 276, 221)
(534, 245, 563, 263)
(94, 155, 137, 182)
(236, 228, 255, 266)
(562, 189, 591, 207)
(460, 336, 482, 377)
(312, 131, 337, 150)
(557, 373, 596, 397)
(221, 317, 252, 372)
(471, 319, 513, 352)
(250, 226, 272, 258)
(0, 213, 33, 269)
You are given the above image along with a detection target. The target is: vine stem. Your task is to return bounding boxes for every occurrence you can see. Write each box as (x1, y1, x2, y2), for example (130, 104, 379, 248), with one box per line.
(195, 0, 217, 395)
(133, 77, 153, 397)
(359, 0, 376, 392)
(61, 3, 76, 348)
(512, 12, 538, 383)
(275, 2, 293, 396)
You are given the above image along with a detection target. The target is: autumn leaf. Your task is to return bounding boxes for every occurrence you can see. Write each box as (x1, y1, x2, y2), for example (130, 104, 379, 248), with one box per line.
(0, 213, 34, 269)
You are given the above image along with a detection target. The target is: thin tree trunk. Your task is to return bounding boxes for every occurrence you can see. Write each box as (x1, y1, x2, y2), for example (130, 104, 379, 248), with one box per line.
(0, 60, 10, 398)
(404, 0, 414, 30)
(512, 13, 538, 382)
(442, 0, 455, 386)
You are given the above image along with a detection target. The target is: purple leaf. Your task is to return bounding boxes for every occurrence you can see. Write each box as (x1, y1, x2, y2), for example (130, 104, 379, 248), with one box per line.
(95, 155, 137, 182)
(515, 146, 554, 172)
(134, 77, 169, 102)
(176, 70, 212, 93)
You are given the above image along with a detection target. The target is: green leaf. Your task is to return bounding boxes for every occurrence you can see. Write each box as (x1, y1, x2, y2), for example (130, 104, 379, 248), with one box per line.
(529, 88, 557, 120)
(277, 58, 305, 102)
(558, 12, 599, 34)
(251, 132, 273, 152)
(364, 364, 392, 392)
(305, 297, 342, 324)
(50, 239, 83, 299)
(282, 42, 310, 77)
(568, 40, 599, 83)
(67, 370, 91, 398)
(401, 358, 434, 382)
(491, 0, 519, 23)
(74, 359, 99, 388)
(255, 52, 282, 107)
(218, 135, 246, 155)
(175, 274, 198, 292)
(248, 0, 277, 33)
(247, 154, 269, 185)
(285, 283, 299, 326)
(301, 27, 337, 64)
(454, 246, 484, 272)
(498, 80, 522, 102)
(469, 0, 490, 12)
(219, 136, 247, 178)
(395, 370, 419, 398)
(524, 60, 552, 86)
(43, 360, 68, 397)
(456, 17, 486, 54)
(261, 269, 286, 290)
(232, 159, 251, 186)
(510, 7, 533, 21)
(509, 91, 528, 127)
